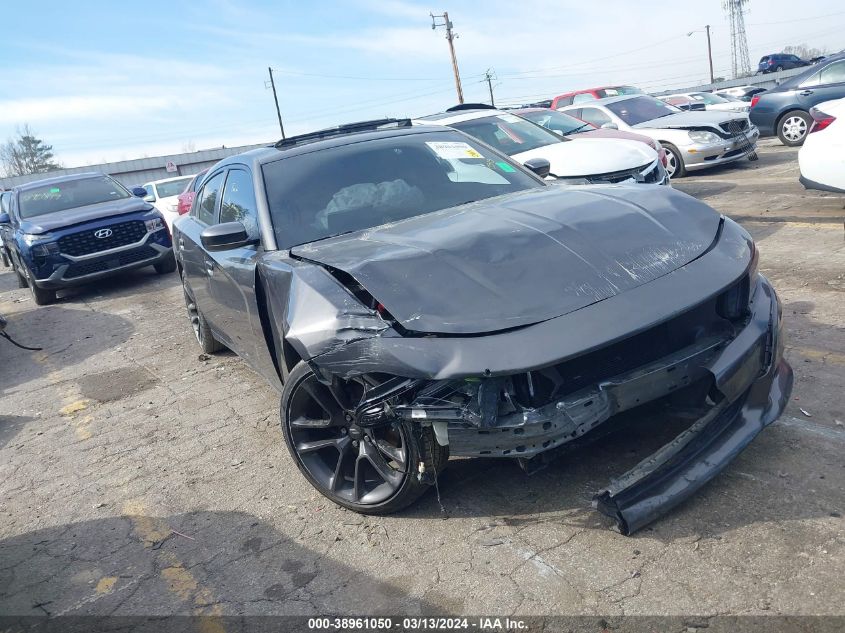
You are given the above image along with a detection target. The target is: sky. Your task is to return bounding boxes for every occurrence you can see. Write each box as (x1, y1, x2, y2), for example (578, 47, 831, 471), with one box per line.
(1, 0, 844, 167)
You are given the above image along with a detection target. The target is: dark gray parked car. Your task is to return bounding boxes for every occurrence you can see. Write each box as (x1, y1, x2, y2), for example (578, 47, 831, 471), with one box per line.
(173, 119, 792, 535)
(750, 53, 845, 145)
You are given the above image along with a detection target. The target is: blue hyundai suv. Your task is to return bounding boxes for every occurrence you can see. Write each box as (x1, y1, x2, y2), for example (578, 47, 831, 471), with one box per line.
(0, 172, 175, 305)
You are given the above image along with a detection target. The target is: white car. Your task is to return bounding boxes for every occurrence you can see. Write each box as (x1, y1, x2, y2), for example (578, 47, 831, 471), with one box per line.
(415, 108, 665, 185)
(558, 95, 759, 178)
(660, 92, 750, 113)
(142, 176, 194, 230)
(799, 98, 845, 193)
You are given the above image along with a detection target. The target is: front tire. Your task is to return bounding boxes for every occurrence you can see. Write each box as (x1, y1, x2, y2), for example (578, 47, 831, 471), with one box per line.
(777, 110, 811, 146)
(280, 361, 448, 515)
(25, 268, 55, 306)
(154, 254, 177, 274)
(662, 143, 686, 178)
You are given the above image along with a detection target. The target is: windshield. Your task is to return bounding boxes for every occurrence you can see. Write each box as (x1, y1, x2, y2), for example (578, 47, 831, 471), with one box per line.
(689, 92, 730, 105)
(449, 113, 563, 156)
(262, 130, 543, 249)
(155, 177, 193, 198)
(518, 109, 596, 135)
(18, 176, 130, 219)
(606, 96, 681, 125)
(596, 86, 643, 97)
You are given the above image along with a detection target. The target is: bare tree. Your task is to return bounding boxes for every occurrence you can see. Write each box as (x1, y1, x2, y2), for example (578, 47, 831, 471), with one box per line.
(182, 140, 197, 153)
(0, 124, 62, 177)
(782, 44, 828, 60)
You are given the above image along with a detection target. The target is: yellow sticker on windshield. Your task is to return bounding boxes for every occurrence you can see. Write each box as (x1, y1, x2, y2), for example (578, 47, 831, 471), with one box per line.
(426, 141, 483, 159)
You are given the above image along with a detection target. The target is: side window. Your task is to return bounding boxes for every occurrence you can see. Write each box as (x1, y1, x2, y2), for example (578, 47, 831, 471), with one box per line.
(554, 96, 573, 107)
(219, 169, 260, 240)
(195, 171, 224, 225)
(578, 107, 612, 127)
(572, 92, 597, 104)
(143, 184, 155, 200)
(820, 61, 845, 85)
(801, 71, 821, 88)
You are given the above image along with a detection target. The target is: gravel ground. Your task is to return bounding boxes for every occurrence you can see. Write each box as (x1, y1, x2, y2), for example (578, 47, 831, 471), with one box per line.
(1, 140, 843, 623)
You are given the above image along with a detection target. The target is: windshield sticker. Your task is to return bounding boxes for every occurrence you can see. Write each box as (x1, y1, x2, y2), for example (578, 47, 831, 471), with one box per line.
(50, 187, 61, 193)
(426, 141, 483, 159)
(496, 161, 516, 173)
(497, 114, 522, 123)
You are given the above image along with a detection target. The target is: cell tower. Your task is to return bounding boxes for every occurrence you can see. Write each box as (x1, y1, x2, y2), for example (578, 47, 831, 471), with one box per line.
(723, 0, 752, 77)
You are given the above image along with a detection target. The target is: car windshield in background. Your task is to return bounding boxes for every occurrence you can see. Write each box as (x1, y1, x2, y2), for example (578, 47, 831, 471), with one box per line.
(597, 86, 643, 97)
(519, 110, 596, 135)
(449, 113, 564, 155)
(18, 176, 130, 219)
(606, 96, 681, 125)
(689, 92, 731, 105)
(262, 131, 543, 249)
(156, 178, 193, 198)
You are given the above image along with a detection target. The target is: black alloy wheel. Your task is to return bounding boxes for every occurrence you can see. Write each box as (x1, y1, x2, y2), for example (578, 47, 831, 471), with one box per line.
(182, 278, 223, 354)
(281, 361, 446, 514)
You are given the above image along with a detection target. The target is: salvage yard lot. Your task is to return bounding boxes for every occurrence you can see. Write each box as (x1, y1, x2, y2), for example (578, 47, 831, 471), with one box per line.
(1, 140, 843, 618)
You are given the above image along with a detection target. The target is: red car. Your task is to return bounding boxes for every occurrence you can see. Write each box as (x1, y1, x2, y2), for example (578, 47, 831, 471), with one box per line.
(550, 85, 643, 110)
(176, 168, 209, 215)
(513, 108, 668, 167)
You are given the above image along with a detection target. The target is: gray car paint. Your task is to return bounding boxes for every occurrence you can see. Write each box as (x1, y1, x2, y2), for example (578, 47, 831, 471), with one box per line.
(631, 110, 748, 130)
(174, 126, 791, 534)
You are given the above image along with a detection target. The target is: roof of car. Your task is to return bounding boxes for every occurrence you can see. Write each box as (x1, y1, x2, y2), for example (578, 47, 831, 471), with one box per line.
(146, 175, 194, 185)
(558, 94, 648, 108)
(416, 109, 510, 125)
(207, 122, 458, 172)
(14, 171, 107, 192)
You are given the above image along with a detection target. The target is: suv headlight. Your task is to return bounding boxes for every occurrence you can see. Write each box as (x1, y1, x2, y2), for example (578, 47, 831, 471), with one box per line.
(22, 234, 60, 256)
(144, 217, 165, 232)
(688, 130, 721, 144)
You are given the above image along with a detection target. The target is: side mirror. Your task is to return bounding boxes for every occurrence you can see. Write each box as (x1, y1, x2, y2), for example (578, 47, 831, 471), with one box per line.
(523, 158, 551, 179)
(600, 122, 618, 130)
(0, 212, 10, 225)
(131, 186, 148, 198)
(200, 222, 254, 252)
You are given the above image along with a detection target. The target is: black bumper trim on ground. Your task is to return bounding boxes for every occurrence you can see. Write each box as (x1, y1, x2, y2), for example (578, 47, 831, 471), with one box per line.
(593, 357, 793, 535)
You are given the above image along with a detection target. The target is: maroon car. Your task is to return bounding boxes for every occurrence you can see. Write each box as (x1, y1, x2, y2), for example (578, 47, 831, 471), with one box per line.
(176, 168, 209, 216)
(513, 108, 668, 168)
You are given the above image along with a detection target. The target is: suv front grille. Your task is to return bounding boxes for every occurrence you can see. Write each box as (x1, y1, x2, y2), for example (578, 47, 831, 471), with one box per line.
(58, 221, 146, 256)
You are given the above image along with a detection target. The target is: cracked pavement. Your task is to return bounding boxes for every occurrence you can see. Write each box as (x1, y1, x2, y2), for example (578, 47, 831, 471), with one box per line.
(1, 140, 844, 619)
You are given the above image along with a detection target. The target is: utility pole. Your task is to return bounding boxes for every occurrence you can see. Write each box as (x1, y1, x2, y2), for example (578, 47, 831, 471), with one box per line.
(484, 68, 496, 106)
(266, 67, 286, 139)
(430, 11, 464, 104)
(687, 27, 715, 85)
(705, 25, 715, 84)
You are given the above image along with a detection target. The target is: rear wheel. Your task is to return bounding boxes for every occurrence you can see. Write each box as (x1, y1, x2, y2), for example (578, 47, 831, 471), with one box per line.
(662, 143, 686, 178)
(182, 279, 223, 354)
(775, 65, 784, 71)
(280, 361, 447, 515)
(777, 110, 811, 146)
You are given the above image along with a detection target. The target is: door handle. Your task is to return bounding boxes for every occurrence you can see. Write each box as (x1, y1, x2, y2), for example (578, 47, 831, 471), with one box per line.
(178, 237, 185, 250)
(204, 259, 214, 276)
(799, 90, 813, 96)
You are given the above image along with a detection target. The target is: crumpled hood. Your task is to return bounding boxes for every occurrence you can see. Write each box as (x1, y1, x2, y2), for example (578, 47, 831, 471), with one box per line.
(513, 137, 657, 177)
(19, 197, 156, 235)
(633, 111, 747, 130)
(291, 186, 721, 335)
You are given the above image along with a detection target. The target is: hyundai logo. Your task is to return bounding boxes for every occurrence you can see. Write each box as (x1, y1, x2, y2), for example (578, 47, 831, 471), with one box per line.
(94, 228, 113, 239)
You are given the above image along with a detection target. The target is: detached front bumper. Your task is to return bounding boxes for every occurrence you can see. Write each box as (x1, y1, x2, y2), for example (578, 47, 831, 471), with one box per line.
(400, 273, 790, 533)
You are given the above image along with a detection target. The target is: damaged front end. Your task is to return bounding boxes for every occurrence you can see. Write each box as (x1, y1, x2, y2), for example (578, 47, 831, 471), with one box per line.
(274, 214, 792, 534)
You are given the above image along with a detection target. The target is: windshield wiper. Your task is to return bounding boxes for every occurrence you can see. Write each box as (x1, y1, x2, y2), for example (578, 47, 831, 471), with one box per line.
(566, 123, 591, 134)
